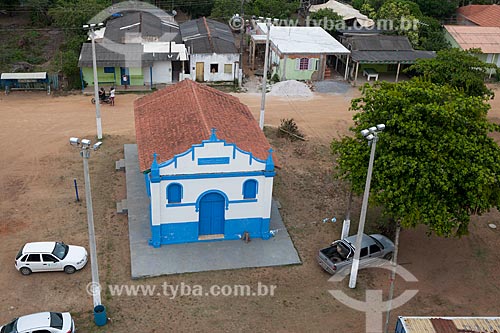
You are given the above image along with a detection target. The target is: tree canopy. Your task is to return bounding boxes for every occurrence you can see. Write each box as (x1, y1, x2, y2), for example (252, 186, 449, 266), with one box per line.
(375, 0, 422, 46)
(331, 78, 500, 237)
(407, 48, 497, 98)
(308, 8, 343, 35)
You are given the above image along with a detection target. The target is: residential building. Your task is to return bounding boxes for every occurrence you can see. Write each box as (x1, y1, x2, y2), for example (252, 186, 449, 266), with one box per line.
(180, 17, 239, 83)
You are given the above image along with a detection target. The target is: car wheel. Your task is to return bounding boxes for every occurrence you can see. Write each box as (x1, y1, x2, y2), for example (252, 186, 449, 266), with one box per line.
(64, 265, 76, 274)
(20, 267, 32, 275)
(384, 252, 393, 260)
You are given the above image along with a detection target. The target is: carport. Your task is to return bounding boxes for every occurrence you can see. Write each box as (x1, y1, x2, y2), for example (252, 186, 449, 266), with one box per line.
(1, 72, 50, 94)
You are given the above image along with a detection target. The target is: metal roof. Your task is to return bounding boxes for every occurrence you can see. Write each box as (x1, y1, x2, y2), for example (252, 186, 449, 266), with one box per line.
(180, 18, 237, 54)
(78, 43, 147, 67)
(309, 0, 374, 28)
(104, 11, 181, 44)
(1, 72, 47, 80)
(351, 50, 436, 63)
(347, 35, 413, 51)
(398, 316, 500, 333)
(444, 25, 500, 53)
(256, 23, 350, 55)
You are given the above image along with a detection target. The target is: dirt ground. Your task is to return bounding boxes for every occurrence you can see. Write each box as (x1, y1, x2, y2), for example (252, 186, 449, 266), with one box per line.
(0, 85, 499, 333)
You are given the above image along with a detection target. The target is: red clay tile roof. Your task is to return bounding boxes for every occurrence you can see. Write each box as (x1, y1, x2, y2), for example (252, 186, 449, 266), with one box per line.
(134, 80, 276, 172)
(457, 5, 500, 27)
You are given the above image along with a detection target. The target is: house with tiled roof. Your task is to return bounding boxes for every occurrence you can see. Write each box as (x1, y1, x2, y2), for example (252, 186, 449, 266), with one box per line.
(456, 4, 500, 27)
(444, 25, 500, 75)
(134, 79, 276, 247)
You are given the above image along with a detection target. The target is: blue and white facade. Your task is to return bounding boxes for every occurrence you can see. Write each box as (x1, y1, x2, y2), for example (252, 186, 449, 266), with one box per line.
(145, 130, 275, 248)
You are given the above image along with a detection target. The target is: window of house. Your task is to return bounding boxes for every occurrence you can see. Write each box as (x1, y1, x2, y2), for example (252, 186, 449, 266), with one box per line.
(224, 64, 232, 74)
(210, 64, 219, 73)
(299, 58, 309, 70)
(243, 179, 258, 199)
(104, 67, 115, 73)
(167, 183, 183, 203)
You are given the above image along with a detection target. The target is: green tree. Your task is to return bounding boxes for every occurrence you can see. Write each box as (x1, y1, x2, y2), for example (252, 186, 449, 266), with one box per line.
(376, 0, 422, 46)
(413, 0, 458, 18)
(182, 0, 215, 18)
(331, 78, 500, 237)
(246, 0, 300, 19)
(48, 0, 109, 31)
(407, 48, 496, 98)
(308, 8, 343, 35)
(210, 0, 242, 21)
(417, 16, 450, 51)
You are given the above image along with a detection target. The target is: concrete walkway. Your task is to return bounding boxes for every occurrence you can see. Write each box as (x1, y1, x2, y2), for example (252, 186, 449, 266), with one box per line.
(123, 144, 301, 279)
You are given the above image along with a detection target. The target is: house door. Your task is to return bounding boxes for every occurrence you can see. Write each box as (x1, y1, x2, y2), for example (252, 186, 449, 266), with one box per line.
(120, 67, 129, 84)
(199, 192, 225, 236)
(195, 62, 204, 82)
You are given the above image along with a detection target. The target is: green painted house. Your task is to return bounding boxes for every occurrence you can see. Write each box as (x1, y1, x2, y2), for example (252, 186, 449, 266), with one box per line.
(250, 23, 350, 81)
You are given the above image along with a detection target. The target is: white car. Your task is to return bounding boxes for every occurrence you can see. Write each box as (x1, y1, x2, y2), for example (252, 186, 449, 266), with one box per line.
(0, 312, 75, 333)
(15, 242, 88, 275)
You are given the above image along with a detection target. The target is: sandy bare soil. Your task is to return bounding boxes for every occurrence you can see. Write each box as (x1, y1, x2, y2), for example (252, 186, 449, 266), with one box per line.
(0, 85, 499, 333)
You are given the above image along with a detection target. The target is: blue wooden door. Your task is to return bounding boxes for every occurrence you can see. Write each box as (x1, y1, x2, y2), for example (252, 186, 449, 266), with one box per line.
(199, 193, 225, 236)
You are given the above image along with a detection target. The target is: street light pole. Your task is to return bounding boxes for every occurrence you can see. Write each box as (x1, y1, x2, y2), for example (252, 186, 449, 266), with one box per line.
(259, 18, 271, 130)
(70, 138, 103, 307)
(349, 124, 385, 289)
(83, 23, 103, 140)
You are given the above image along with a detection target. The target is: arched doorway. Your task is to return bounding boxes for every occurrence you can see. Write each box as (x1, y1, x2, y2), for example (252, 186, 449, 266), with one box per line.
(198, 192, 225, 237)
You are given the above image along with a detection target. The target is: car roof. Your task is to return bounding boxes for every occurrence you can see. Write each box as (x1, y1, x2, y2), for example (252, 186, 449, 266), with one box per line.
(23, 242, 56, 254)
(16, 312, 51, 331)
(343, 234, 377, 248)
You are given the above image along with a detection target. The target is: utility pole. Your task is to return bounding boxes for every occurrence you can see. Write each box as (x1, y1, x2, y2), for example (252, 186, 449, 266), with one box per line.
(259, 19, 271, 130)
(83, 23, 104, 140)
(239, 0, 245, 87)
(70, 137, 106, 326)
(349, 124, 385, 289)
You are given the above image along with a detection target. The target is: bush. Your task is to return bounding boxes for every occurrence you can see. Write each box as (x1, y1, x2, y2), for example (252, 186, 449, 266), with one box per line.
(278, 118, 304, 141)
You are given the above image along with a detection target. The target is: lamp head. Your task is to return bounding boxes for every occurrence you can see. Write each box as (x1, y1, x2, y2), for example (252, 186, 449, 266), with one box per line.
(81, 139, 91, 147)
(361, 129, 370, 137)
(93, 141, 103, 150)
(376, 124, 386, 131)
(69, 137, 80, 146)
(369, 126, 377, 133)
(366, 134, 375, 141)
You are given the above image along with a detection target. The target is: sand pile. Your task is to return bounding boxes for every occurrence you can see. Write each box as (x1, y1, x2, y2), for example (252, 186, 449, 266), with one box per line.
(268, 80, 313, 98)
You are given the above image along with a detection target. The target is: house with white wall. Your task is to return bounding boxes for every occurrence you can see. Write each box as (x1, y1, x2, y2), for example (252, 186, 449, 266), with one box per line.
(180, 17, 240, 82)
(134, 80, 276, 247)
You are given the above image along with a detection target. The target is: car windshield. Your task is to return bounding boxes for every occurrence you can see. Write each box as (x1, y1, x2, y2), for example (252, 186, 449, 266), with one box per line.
(52, 242, 69, 260)
(50, 312, 63, 330)
(369, 236, 384, 249)
(15, 248, 23, 260)
(1, 318, 18, 333)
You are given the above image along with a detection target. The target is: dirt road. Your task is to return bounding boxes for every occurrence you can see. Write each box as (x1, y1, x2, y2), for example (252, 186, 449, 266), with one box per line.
(0, 86, 499, 332)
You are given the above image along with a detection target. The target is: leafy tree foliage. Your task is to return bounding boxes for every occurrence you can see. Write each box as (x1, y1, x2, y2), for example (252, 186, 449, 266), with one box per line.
(407, 48, 496, 98)
(376, 0, 422, 46)
(331, 78, 500, 237)
(211, 0, 299, 22)
(308, 8, 343, 35)
(416, 16, 450, 51)
(412, 0, 458, 18)
(181, 1, 215, 18)
(48, 0, 109, 31)
(210, 0, 242, 21)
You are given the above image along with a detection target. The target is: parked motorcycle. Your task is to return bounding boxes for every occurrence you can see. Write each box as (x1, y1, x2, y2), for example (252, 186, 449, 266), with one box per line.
(91, 96, 112, 105)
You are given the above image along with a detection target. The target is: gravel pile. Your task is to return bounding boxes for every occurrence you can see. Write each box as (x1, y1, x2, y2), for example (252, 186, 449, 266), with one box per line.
(268, 80, 313, 98)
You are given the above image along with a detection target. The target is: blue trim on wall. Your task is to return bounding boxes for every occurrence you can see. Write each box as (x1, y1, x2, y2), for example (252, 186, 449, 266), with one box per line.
(156, 136, 268, 171)
(195, 189, 229, 211)
(197, 157, 230, 165)
(80, 69, 84, 92)
(144, 173, 151, 197)
(166, 199, 256, 208)
(159, 170, 275, 181)
(150, 217, 272, 246)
